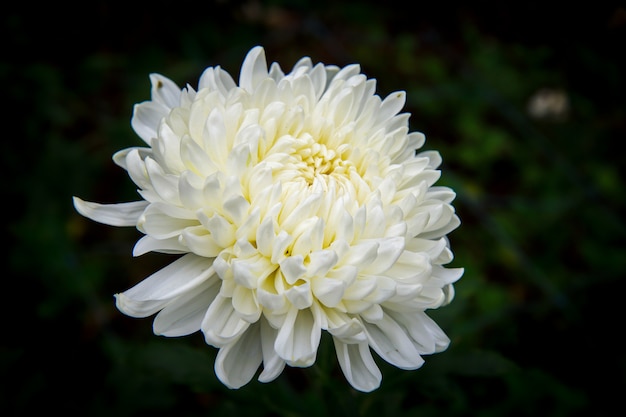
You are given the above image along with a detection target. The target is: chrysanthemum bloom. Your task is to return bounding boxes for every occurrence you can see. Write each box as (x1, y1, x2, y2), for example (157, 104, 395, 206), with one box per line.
(73, 46, 462, 392)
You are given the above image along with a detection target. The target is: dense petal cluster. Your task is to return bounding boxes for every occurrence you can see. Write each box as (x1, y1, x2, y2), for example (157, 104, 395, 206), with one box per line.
(73, 46, 462, 392)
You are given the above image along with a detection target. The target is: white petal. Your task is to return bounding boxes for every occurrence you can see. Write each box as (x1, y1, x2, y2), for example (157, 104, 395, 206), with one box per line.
(279, 192, 321, 232)
(140, 204, 198, 239)
(152, 274, 220, 336)
(331, 63, 361, 83)
(329, 86, 357, 126)
(311, 276, 346, 308)
(279, 255, 306, 285)
(255, 217, 275, 258)
(387, 310, 450, 355)
(202, 214, 236, 248)
(112, 146, 152, 171)
(257, 283, 287, 312)
(364, 314, 424, 370)
(341, 240, 379, 269)
(407, 131, 426, 150)
(214, 324, 262, 389)
(376, 91, 406, 125)
(421, 211, 461, 240)
(180, 135, 217, 177)
(268, 61, 285, 81)
(394, 261, 430, 290)
(360, 304, 384, 322)
(198, 66, 237, 96)
(239, 46, 268, 93)
(149, 73, 181, 108)
(271, 230, 293, 264)
(123, 148, 153, 192)
(232, 255, 274, 289)
(362, 237, 405, 275)
(177, 170, 206, 210)
(222, 194, 251, 225)
(231, 286, 261, 322)
(326, 264, 358, 287)
(258, 318, 286, 382)
(442, 283, 455, 305)
(203, 108, 228, 166)
(364, 275, 396, 304)
(73, 197, 147, 227)
(202, 294, 250, 346)
(307, 62, 328, 99)
(181, 226, 223, 257)
(114, 254, 214, 317)
(132, 235, 188, 256)
(426, 186, 457, 204)
(131, 101, 168, 143)
(417, 150, 442, 169)
(233, 237, 257, 258)
(333, 339, 381, 392)
(232, 123, 261, 157)
(306, 249, 338, 278)
(326, 204, 355, 243)
(274, 307, 320, 367)
(145, 157, 180, 203)
(354, 94, 381, 132)
(343, 275, 377, 300)
(362, 203, 386, 237)
(291, 217, 324, 255)
(430, 266, 464, 286)
(398, 156, 430, 185)
(284, 282, 313, 310)
(394, 283, 424, 302)
(328, 316, 367, 344)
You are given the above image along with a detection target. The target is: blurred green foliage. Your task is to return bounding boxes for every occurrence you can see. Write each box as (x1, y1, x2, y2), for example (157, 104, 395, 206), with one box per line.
(3, 1, 625, 416)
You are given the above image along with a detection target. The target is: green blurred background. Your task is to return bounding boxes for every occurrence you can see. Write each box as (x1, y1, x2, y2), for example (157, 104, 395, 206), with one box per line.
(3, 1, 625, 415)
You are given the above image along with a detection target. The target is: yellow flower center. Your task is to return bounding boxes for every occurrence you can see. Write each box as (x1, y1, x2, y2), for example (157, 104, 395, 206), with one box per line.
(292, 136, 353, 185)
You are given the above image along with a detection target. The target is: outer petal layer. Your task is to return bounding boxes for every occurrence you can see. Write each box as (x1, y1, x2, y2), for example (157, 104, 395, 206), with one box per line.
(215, 323, 263, 389)
(73, 197, 147, 227)
(333, 339, 382, 392)
(115, 254, 214, 317)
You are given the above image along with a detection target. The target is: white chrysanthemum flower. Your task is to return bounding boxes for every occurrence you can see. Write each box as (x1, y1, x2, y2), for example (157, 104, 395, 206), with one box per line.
(73, 46, 462, 392)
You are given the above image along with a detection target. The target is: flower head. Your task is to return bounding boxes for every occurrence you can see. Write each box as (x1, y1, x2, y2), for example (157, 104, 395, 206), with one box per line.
(73, 46, 462, 392)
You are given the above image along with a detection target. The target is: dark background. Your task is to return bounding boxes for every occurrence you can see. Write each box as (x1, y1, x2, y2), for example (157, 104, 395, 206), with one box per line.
(3, 1, 625, 416)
